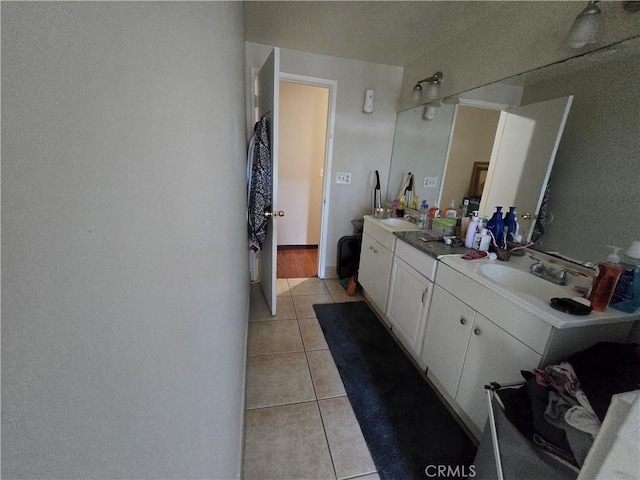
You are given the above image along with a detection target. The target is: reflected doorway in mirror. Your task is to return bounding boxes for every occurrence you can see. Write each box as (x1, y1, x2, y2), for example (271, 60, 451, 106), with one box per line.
(469, 162, 489, 197)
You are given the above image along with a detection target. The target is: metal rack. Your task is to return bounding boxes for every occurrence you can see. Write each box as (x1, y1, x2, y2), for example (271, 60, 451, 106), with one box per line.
(475, 381, 580, 480)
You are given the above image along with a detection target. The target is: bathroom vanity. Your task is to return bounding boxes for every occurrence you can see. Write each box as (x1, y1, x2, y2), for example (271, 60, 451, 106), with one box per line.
(359, 215, 640, 439)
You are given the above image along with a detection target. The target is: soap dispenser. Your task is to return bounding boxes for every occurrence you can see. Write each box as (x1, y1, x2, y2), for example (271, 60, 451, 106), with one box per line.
(611, 241, 640, 313)
(445, 200, 457, 219)
(587, 246, 624, 312)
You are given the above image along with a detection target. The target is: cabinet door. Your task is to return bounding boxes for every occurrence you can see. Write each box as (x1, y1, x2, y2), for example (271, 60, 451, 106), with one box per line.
(386, 258, 432, 359)
(456, 313, 542, 432)
(421, 285, 475, 398)
(359, 233, 393, 311)
(359, 233, 376, 293)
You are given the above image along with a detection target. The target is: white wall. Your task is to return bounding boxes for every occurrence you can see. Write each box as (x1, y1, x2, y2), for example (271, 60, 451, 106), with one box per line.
(2, 3, 248, 478)
(247, 43, 403, 275)
(278, 82, 328, 246)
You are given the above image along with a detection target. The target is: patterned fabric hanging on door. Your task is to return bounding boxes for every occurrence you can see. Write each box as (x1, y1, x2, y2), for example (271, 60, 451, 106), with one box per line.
(248, 112, 272, 251)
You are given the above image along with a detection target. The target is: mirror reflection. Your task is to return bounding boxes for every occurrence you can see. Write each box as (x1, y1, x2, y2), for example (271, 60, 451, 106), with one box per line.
(387, 36, 640, 264)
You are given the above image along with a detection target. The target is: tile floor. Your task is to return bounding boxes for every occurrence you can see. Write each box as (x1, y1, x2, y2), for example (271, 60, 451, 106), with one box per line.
(243, 278, 380, 480)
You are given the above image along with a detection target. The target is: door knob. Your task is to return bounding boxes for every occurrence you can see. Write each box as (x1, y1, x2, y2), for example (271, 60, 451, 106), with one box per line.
(264, 210, 285, 218)
(520, 212, 533, 220)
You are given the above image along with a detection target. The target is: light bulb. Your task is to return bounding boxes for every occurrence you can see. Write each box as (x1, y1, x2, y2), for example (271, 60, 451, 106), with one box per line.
(411, 85, 422, 104)
(626, 240, 640, 260)
(568, 2, 601, 49)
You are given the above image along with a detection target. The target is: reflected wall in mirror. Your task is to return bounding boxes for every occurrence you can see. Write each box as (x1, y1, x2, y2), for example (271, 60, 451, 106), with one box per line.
(387, 36, 640, 264)
(386, 103, 455, 209)
(439, 106, 500, 211)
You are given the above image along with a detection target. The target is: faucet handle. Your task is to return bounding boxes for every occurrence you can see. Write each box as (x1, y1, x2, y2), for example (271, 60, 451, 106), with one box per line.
(528, 254, 544, 264)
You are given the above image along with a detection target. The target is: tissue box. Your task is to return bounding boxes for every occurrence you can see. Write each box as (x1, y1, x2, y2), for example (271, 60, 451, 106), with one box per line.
(432, 218, 457, 236)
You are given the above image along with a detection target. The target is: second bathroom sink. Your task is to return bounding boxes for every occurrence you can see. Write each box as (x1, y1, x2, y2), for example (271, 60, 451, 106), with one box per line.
(479, 263, 573, 300)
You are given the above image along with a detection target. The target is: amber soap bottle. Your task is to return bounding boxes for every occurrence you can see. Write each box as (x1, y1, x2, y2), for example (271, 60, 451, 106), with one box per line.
(587, 263, 624, 311)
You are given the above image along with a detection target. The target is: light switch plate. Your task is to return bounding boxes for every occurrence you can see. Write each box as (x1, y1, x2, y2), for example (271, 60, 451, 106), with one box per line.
(423, 176, 438, 188)
(336, 172, 351, 184)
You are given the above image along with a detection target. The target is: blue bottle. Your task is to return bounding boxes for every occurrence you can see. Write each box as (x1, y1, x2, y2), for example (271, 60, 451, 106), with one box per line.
(504, 206, 518, 243)
(486, 206, 505, 248)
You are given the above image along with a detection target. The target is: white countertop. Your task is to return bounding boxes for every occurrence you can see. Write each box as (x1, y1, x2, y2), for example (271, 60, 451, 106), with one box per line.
(440, 253, 640, 329)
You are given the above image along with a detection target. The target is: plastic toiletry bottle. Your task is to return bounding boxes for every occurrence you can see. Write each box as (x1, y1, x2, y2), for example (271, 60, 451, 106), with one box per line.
(504, 206, 518, 243)
(486, 206, 505, 248)
(473, 228, 492, 252)
(587, 246, 624, 312)
(397, 196, 406, 218)
(445, 200, 457, 219)
(418, 200, 429, 229)
(391, 199, 399, 218)
(465, 211, 480, 249)
(611, 242, 640, 313)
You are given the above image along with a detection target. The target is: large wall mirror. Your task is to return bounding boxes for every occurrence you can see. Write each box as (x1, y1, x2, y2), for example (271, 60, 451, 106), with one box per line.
(387, 36, 640, 264)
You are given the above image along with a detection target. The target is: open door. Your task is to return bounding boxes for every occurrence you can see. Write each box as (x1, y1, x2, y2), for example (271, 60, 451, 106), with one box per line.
(479, 96, 573, 241)
(256, 48, 281, 315)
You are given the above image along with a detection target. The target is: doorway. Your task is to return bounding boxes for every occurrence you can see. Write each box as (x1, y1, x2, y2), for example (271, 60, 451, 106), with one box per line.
(276, 75, 335, 279)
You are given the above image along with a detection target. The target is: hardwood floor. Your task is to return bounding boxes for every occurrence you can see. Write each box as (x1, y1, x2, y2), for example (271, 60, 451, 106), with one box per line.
(277, 247, 318, 278)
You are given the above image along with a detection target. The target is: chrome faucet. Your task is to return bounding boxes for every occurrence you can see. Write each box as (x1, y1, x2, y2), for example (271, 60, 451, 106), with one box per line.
(405, 213, 418, 224)
(529, 255, 580, 286)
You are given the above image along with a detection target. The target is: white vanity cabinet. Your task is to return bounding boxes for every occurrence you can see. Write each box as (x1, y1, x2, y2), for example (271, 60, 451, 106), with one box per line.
(423, 260, 633, 438)
(386, 240, 437, 366)
(455, 313, 542, 433)
(359, 218, 397, 313)
(423, 270, 547, 435)
(421, 285, 475, 399)
(424, 284, 543, 432)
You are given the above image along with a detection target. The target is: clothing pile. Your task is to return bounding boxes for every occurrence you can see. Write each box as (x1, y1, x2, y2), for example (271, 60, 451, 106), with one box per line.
(497, 342, 640, 468)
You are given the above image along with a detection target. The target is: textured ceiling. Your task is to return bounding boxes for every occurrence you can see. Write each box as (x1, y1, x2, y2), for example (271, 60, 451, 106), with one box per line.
(243, 1, 585, 67)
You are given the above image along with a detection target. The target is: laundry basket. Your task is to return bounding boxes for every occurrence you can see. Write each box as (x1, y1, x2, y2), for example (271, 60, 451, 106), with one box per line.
(337, 234, 362, 280)
(473, 382, 579, 480)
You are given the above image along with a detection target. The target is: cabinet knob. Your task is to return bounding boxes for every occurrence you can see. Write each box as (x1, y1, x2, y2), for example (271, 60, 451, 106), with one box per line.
(474, 327, 481, 336)
(373, 249, 378, 254)
(459, 317, 467, 325)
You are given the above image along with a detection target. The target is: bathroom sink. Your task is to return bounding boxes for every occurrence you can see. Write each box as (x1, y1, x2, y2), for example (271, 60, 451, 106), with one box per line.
(480, 263, 572, 300)
(378, 218, 417, 230)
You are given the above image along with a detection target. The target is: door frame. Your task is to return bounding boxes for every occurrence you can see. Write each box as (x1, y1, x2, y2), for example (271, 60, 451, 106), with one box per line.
(279, 73, 337, 279)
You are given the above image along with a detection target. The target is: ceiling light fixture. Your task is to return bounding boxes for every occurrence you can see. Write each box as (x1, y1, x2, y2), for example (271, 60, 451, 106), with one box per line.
(411, 71, 443, 104)
(568, 1, 601, 49)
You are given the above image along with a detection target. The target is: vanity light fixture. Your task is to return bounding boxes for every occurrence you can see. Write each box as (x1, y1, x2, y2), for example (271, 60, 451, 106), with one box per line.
(411, 71, 443, 104)
(568, 1, 601, 49)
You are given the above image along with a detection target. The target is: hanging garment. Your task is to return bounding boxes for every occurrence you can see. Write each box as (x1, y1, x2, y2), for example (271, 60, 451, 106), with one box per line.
(248, 112, 272, 251)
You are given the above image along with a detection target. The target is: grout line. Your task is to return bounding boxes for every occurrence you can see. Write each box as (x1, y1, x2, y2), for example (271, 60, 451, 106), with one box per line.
(316, 388, 340, 480)
(246, 350, 306, 360)
(300, 310, 340, 480)
(245, 398, 319, 412)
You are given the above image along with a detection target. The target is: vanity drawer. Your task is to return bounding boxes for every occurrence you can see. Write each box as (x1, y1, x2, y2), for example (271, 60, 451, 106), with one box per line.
(395, 240, 438, 282)
(436, 263, 552, 355)
(363, 218, 397, 251)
